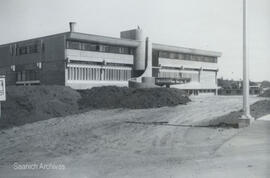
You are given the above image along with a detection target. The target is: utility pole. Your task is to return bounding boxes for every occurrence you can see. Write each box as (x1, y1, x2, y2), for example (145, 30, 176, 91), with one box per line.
(240, 0, 254, 127)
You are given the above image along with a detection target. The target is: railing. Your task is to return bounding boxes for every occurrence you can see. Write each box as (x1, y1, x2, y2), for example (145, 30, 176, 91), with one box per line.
(155, 77, 191, 87)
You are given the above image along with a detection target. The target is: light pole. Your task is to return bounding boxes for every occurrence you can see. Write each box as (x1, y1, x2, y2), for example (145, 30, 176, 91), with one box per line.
(240, 0, 254, 127)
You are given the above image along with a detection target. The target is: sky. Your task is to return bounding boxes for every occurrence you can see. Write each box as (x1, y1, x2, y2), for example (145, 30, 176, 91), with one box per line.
(0, 0, 269, 81)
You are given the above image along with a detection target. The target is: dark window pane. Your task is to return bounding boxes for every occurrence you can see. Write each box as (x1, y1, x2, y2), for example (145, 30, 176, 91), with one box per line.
(67, 41, 81, 50)
(82, 43, 99, 51)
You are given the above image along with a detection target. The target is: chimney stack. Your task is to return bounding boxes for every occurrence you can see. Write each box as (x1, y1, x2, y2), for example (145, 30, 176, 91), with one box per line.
(69, 22, 76, 32)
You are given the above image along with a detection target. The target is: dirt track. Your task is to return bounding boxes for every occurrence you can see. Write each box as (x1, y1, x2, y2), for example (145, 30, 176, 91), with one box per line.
(0, 96, 265, 178)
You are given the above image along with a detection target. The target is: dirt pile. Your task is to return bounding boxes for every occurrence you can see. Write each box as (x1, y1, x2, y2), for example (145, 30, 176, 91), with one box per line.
(202, 99, 270, 128)
(250, 100, 270, 118)
(78, 86, 190, 109)
(260, 89, 270, 97)
(0, 86, 190, 129)
(0, 86, 81, 128)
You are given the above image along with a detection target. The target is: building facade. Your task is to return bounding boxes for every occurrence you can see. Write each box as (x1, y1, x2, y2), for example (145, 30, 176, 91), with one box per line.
(0, 23, 221, 94)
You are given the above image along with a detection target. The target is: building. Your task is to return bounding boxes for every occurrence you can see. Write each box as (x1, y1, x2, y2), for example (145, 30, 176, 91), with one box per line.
(0, 23, 222, 94)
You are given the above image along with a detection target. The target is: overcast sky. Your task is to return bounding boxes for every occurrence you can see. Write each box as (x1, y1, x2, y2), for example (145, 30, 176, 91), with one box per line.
(0, 0, 269, 81)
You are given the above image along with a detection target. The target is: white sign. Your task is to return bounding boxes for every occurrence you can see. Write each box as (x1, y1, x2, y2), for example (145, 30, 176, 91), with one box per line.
(0, 76, 6, 101)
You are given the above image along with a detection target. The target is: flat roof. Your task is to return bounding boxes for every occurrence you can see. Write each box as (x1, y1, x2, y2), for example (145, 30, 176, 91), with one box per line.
(0, 31, 222, 57)
(0, 32, 69, 48)
(152, 43, 222, 57)
(67, 32, 140, 47)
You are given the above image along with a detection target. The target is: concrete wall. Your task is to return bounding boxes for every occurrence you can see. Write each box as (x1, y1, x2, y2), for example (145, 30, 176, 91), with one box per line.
(40, 61, 65, 85)
(42, 35, 66, 62)
(0, 46, 14, 67)
(120, 29, 145, 71)
(0, 66, 16, 85)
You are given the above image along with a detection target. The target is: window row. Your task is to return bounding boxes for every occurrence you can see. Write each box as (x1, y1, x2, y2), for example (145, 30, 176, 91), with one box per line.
(159, 51, 217, 63)
(158, 71, 199, 82)
(16, 70, 39, 81)
(182, 73, 199, 82)
(66, 40, 134, 55)
(158, 71, 181, 78)
(67, 67, 131, 81)
(11, 44, 39, 56)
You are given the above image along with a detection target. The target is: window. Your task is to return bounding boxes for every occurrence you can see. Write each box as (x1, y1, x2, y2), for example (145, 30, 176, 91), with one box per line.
(19, 46, 28, 55)
(119, 47, 126, 54)
(109, 46, 120, 53)
(66, 40, 134, 55)
(129, 48, 134, 55)
(158, 50, 217, 63)
(178, 54, 186, 60)
(81, 43, 99, 51)
(191, 55, 201, 61)
(182, 73, 199, 82)
(169, 52, 178, 59)
(16, 44, 39, 56)
(29, 44, 38, 53)
(67, 41, 81, 50)
(16, 70, 38, 81)
(159, 51, 169, 58)
(100, 45, 109, 52)
(119, 47, 130, 54)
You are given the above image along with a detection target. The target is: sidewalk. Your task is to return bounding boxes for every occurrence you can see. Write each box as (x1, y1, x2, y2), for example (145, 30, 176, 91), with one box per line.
(195, 119, 270, 178)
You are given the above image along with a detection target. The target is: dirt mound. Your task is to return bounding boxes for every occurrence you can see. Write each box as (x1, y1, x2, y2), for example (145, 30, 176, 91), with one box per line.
(201, 99, 270, 128)
(0, 86, 81, 128)
(260, 89, 270, 97)
(0, 86, 190, 129)
(250, 100, 270, 118)
(78, 86, 190, 109)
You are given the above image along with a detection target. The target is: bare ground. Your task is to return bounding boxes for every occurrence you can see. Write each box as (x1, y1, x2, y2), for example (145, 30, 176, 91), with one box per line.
(0, 96, 265, 178)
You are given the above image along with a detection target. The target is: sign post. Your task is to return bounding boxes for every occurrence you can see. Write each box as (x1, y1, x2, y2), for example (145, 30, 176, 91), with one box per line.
(0, 76, 6, 118)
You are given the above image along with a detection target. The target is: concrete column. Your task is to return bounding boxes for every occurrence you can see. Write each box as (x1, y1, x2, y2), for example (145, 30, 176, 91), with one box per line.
(84, 68, 87, 80)
(64, 66, 68, 85)
(97, 69, 99, 80)
(101, 69, 103, 80)
(199, 67, 203, 82)
(134, 29, 146, 71)
(74, 68, 76, 80)
(215, 71, 218, 85)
